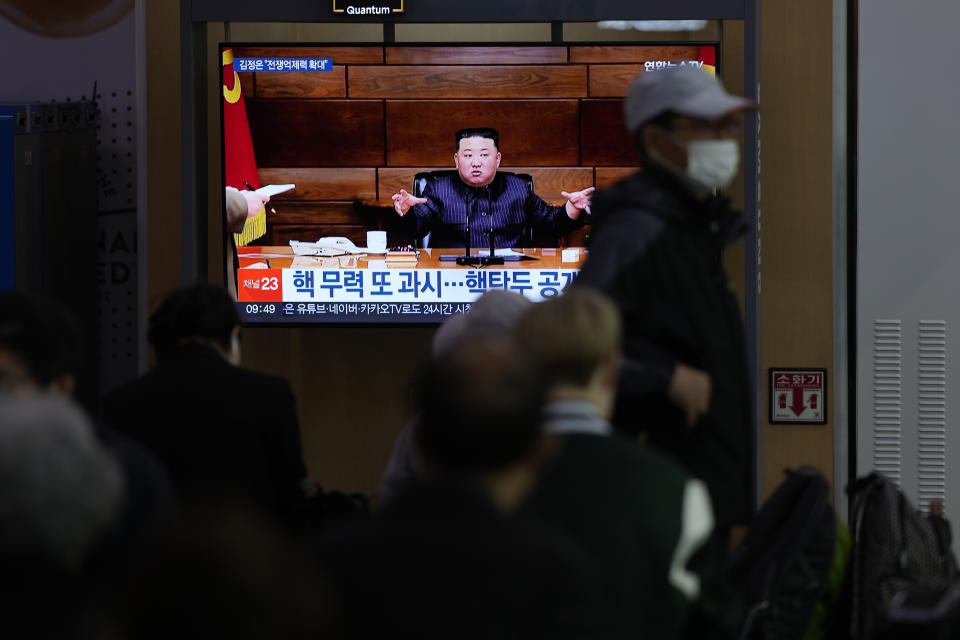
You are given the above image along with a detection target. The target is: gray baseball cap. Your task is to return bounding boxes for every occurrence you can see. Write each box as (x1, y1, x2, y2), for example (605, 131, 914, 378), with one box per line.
(623, 66, 757, 133)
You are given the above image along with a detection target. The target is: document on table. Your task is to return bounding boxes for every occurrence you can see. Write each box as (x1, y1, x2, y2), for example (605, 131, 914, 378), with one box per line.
(475, 248, 525, 257)
(255, 184, 295, 198)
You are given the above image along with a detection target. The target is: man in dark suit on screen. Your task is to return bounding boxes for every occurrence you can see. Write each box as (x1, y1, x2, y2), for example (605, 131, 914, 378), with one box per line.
(391, 127, 594, 248)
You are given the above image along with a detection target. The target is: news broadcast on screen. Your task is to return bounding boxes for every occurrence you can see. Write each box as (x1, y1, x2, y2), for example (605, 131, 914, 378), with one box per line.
(221, 41, 718, 324)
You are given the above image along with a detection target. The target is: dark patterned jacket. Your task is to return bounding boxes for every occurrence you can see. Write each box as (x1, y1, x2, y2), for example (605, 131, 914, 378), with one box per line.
(574, 167, 752, 526)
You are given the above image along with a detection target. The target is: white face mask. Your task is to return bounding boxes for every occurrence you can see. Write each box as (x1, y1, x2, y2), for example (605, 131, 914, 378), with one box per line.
(685, 139, 740, 191)
(649, 128, 740, 194)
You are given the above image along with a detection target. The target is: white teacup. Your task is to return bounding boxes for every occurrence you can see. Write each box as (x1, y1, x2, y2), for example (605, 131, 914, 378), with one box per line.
(367, 230, 387, 253)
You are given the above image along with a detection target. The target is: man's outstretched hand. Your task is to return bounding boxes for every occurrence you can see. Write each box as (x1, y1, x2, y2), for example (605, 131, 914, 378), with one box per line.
(562, 186, 595, 219)
(392, 189, 428, 216)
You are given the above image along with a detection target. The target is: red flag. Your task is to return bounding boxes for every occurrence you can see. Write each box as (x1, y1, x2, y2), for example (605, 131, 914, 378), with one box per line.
(222, 48, 260, 190)
(698, 45, 717, 76)
(222, 48, 265, 245)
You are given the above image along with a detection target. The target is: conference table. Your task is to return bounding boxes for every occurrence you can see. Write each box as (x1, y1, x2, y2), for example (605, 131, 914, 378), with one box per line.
(237, 246, 587, 269)
(236, 246, 586, 323)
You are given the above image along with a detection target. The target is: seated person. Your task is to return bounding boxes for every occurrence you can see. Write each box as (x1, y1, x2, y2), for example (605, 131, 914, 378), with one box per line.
(516, 290, 741, 640)
(0, 397, 125, 638)
(102, 284, 310, 529)
(391, 127, 594, 248)
(318, 333, 608, 639)
(0, 291, 177, 558)
(377, 289, 533, 507)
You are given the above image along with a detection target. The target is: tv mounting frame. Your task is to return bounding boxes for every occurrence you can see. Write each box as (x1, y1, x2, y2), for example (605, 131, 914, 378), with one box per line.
(178, 0, 758, 286)
(178, 0, 758, 332)
(177, 0, 760, 497)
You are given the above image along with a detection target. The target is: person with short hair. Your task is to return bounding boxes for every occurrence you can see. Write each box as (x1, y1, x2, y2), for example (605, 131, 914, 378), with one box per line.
(103, 284, 309, 528)
(319, 333, 609, 640)
(391, 127, 594, 248)
(0, 291, 177, 566)
(377, 289, 533, 506)
(573, 66, 758, 531)
(517, 289, 739, 639)
(0, 291, 83, 397)
(0, 396, 125, 637)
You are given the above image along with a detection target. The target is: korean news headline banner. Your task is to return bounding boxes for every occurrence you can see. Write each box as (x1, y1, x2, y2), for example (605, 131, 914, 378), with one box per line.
(238, 267, 578, 323)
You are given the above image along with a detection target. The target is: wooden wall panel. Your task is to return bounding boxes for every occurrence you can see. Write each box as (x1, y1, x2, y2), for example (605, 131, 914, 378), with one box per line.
(589, 64, 647, 98)
(580, 100, 636, 166)
(565, 227, 591, 247)
(760, 3, 835, 500)
(146, 0, 182, 319)
(268, 202, 365, 225)
(258, 168, 376, 201)
(255, 68, 347, 98)
(510, 167, 595, 204)
(385, 46, 567, 65)
(570, 45, 701, 63)
(246, 99, 384, 167)
(239, 71, 255, 99)
(232, 46, 383, 64)
(386, 100, 580, 167)
(596, 167, 637, 189)
(378, 168, 421, 206)
(350, 65, 587, 99)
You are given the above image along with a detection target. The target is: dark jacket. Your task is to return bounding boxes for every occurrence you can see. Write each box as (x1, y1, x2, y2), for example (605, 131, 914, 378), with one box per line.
(317, 478, 610, 640)
(574, 168, 752, 526)
(524, 429, 740, 640)
(409, 172, 580, 248)
(102, 343, 308, 526)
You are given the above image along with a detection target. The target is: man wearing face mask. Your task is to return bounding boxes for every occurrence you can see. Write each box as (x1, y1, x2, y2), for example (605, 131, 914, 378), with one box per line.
(574, 67, 757, 536)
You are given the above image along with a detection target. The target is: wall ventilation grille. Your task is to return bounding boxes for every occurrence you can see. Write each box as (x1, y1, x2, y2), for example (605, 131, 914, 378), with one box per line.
(872, 319, 903, 483)
(917, 320, 947, 512)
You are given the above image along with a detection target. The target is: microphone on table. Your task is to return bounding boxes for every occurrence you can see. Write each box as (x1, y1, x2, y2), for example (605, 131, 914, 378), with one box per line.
(456, 189, 483, 266)
(480, 189, 503, 266)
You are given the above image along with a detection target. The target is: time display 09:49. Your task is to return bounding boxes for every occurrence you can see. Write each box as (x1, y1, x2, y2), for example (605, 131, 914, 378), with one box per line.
(245, 303, 276, 314)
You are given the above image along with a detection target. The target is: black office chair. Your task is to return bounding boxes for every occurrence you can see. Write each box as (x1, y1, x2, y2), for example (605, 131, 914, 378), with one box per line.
(412, 170, 535, 248)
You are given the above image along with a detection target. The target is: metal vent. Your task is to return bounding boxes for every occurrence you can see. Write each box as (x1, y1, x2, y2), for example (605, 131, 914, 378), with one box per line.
(872, 320, 902, 483)
(918, 320, 947, 512)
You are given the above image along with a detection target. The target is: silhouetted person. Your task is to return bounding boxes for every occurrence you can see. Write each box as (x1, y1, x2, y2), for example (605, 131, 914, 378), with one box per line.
(102, 284, 309, 528)
(111, 506, 337, 640)
(0, 291, 84, 397)
(517, 289, 740, 639)
(0, 292, 177, 588)
(574, 67, 758, 531)
(0, 397, 124, 639)
(319, 333, 609, 640)
(377, 289, 532, 506)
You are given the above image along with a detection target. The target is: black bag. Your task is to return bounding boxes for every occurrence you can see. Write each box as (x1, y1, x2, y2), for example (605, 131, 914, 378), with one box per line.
(881, 581, 960, 639)
(848, 472, 959, 639)
(728, 466, 850, 640)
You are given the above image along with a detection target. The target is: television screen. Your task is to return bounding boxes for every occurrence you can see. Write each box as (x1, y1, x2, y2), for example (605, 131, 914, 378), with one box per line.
(220, 41, 718, 324)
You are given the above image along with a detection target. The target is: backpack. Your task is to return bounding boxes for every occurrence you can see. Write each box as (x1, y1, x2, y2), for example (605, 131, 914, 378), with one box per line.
(848, 471, 959, 639)
(727, 466, 851, 640)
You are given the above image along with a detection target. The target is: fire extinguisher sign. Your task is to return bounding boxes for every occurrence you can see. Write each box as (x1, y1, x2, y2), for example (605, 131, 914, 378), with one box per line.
(769, 368, 827, 424)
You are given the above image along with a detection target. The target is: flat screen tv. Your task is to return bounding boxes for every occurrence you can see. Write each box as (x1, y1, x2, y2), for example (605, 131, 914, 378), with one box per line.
(219, 40, 718, 324)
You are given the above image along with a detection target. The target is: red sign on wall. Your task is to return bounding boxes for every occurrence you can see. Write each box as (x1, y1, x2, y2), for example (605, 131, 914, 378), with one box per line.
(769, 368, 827, 424)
